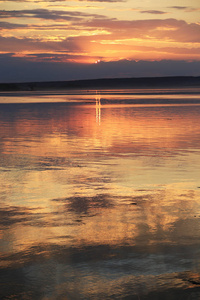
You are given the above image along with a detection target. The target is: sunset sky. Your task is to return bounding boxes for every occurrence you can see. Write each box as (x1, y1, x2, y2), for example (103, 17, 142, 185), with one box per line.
(0, 0, 200, 82)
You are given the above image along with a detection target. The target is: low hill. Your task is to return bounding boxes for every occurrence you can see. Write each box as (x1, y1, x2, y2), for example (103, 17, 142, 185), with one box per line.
(0, 76, 200, 91)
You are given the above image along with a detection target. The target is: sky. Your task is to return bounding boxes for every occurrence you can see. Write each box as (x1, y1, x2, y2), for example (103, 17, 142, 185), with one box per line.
(0, 0, 200, 82)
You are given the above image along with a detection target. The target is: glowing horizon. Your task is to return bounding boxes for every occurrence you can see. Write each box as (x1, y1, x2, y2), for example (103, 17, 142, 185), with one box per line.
(0, 0, 200, 81)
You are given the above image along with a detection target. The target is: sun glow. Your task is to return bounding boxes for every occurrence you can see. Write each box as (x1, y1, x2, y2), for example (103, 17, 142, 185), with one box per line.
(0, 0, 200, 81)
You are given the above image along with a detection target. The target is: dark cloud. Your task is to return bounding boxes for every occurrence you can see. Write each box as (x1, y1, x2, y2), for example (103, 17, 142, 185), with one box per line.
(169, 6, 200, 12)
(0, 0, 125, 2)
(170, 6, 188, 10)
(26, 52, 96, 62)
(0, 55, 200, 83)
(0, 22, 86, 31)
(0, 21, 28, 30)
(140, 10, 167, 15)
(78, 0, 125, 2)
(0, 35, 81, 53)
(0, 9, 107, 21)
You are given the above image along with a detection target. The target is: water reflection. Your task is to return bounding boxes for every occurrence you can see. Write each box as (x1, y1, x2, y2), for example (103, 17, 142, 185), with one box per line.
(1, 92, 200, 299)
(96, 92, 101, 125)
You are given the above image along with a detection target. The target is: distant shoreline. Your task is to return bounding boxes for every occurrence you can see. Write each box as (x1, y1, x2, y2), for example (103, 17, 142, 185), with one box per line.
(0, 76, 200, 92)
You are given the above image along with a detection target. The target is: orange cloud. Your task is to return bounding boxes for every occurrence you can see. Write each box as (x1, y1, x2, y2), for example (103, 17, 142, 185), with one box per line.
(0, 3, 200, 67)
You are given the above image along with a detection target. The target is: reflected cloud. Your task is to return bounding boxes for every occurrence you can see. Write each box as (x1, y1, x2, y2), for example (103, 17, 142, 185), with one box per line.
(1, 186, 200, 299)
(1, 240, 200, 299)
(52, 194, 114, 215)
(1, 189, 200, 254)
(0, 206, 38, 228)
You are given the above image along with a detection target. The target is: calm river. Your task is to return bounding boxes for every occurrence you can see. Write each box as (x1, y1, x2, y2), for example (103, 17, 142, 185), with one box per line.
(1, 88, 200, 299)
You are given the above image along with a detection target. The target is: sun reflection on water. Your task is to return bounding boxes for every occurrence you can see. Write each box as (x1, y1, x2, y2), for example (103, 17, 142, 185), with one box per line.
(96, 92, 101, 125)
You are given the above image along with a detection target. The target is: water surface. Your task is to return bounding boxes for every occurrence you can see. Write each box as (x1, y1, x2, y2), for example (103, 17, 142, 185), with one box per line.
(1, 89, 200, 299)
